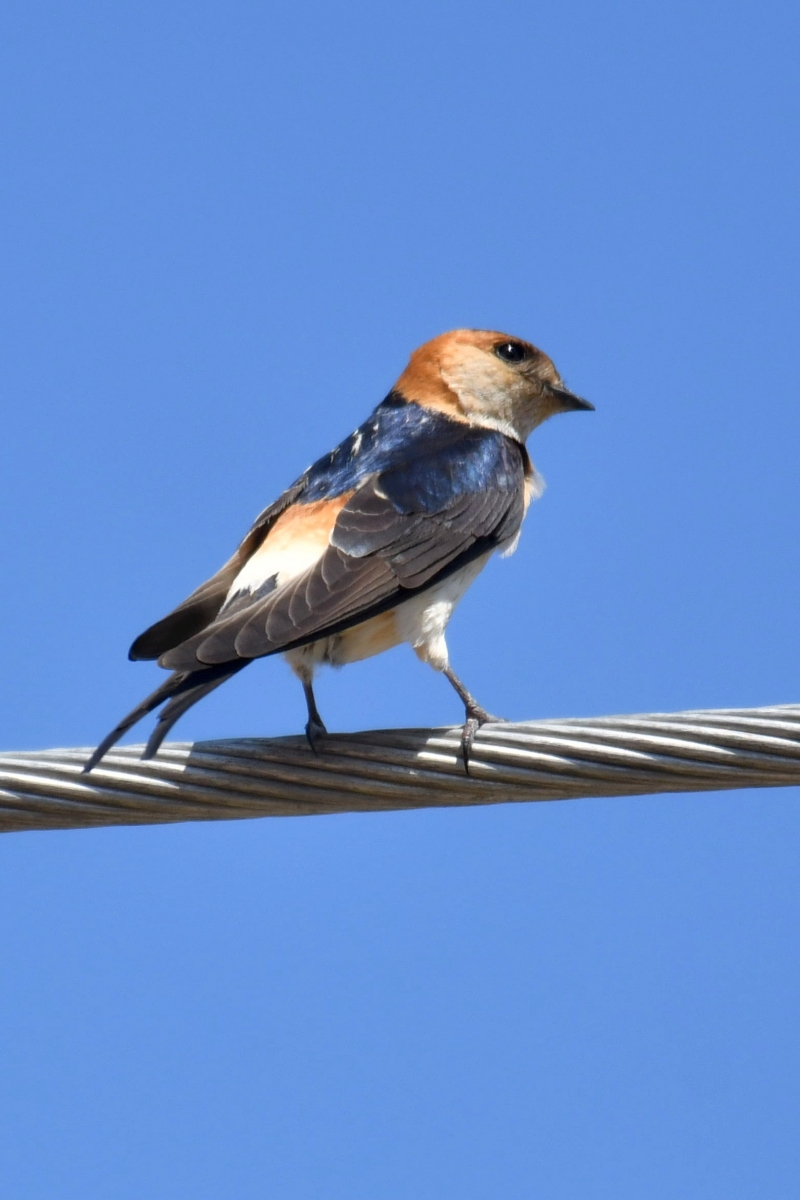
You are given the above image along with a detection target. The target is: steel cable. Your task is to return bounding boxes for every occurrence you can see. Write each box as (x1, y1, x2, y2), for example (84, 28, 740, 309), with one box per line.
(1, 703, 799, 833)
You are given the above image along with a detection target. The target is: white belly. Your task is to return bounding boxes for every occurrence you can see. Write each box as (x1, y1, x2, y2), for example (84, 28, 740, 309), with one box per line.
(392, 552, 491, 670)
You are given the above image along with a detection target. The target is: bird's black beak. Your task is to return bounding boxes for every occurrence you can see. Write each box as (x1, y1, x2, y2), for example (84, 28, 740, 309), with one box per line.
(549, 385, 595, 412)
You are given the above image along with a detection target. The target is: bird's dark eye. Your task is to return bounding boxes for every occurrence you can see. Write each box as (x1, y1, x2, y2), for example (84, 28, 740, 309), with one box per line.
(495, 341, 530, 364)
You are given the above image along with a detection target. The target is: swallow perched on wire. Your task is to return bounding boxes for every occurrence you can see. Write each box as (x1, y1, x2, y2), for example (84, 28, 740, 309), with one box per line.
(84, 329, 592, 774)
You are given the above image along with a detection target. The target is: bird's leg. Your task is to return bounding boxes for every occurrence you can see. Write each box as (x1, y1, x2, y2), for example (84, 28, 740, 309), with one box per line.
(442, 665, 505, 775)
(302, 680, 328, 753)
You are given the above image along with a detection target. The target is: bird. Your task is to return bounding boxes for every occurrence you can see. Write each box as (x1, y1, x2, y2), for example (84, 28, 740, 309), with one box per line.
(84, 329, 592, 774)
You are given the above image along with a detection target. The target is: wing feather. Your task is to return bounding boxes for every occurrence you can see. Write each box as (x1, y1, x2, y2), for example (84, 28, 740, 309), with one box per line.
(159, 431, 526, 672)
(128, 479, 308, 660)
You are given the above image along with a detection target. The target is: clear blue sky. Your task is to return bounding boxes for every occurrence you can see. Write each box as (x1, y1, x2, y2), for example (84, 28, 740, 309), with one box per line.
(1, 1, 799, 1195)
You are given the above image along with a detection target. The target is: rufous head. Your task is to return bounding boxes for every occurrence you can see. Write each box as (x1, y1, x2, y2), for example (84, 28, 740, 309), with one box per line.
(394, 329, 592, 441)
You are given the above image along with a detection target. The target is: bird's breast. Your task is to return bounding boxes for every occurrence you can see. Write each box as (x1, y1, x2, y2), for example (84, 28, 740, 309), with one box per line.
(326, 610, 403, 666)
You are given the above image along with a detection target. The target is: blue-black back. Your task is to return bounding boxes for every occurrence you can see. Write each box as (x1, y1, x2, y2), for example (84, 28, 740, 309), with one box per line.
(299, 392, 526, 514)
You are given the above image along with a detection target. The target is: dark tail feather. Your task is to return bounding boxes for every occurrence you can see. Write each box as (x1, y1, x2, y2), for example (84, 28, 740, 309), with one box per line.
(141, 666, 243, 760)
(83, 663, 246, 773)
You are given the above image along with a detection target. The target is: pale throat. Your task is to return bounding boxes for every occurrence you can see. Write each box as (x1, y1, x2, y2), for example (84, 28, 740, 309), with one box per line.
(440, 360, 542, 442)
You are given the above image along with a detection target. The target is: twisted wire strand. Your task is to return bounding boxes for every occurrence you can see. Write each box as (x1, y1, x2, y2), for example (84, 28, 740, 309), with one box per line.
(1, 703, 799, 834)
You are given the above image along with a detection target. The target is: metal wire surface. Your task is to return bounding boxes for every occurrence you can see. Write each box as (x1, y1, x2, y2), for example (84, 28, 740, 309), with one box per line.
(1, 704, 799, 833)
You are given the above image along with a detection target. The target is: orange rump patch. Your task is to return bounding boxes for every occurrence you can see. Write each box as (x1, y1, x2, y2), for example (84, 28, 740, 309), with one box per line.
(236, 492, 355, 591)
(266, 493, 353, 548)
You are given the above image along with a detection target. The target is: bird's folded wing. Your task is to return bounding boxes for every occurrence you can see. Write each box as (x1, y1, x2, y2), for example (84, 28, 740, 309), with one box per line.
(158, 434, 526, 672)
(128, 478, 308, 660)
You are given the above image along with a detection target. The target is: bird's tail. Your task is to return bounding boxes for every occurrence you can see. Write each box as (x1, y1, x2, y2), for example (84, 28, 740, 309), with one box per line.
(82, 662, 246, 774)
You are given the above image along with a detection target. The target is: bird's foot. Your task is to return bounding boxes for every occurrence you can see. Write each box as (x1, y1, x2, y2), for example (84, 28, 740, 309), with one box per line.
(305, 716, 328, 755)
(461, 705, 506, 775)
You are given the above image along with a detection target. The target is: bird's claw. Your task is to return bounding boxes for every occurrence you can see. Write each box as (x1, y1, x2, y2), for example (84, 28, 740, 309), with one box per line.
(305, 717, 328, 755)
(461, 706, 504, 775)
